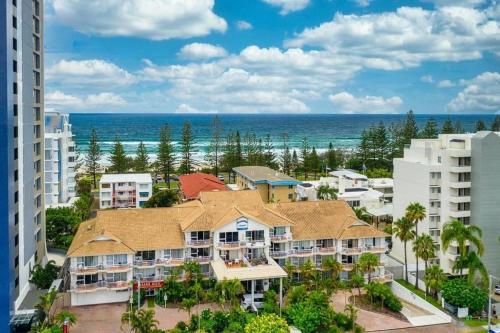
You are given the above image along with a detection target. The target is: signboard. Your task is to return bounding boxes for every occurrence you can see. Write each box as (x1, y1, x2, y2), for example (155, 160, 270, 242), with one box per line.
(133, 280, 164, 290)
(236, 217, 248, 231)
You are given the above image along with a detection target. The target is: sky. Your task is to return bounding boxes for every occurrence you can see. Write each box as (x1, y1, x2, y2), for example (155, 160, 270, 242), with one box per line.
(44, 0, 500, 114)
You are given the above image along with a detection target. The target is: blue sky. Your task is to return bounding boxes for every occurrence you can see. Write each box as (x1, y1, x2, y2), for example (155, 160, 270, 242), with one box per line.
(44, 0, 500, 114)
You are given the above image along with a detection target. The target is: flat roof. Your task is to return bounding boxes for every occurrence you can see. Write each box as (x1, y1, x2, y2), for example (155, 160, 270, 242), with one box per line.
(211, 258, 287, 281)
(100, 173, 152, 183)
(369, 178, 394, 188)
(330, 169, 368, 180)
(233, 166, 300, 185)
(338, 188, 383, 200)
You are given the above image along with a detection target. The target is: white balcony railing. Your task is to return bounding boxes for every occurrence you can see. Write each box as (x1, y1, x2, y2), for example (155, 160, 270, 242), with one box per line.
(186, 239, 212, 247)
(270, 234, 291, 242)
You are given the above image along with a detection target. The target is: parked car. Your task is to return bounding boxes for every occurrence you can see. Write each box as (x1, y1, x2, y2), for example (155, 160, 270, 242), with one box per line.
(241, 293, 264, 311)
(495, 284, 500, 295)
(218, 174, 225, 182)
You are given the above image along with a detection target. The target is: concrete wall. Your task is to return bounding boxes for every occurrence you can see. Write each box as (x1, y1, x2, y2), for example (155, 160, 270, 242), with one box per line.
(270, 185, 295, 203)
(71, 289, 129, 306)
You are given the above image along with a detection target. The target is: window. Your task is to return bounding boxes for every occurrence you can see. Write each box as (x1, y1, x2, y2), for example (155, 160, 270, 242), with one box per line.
(458, 202, 470, 211)
(139, 191, 149, 198)
(36, 229, 41, 242)
(458, 217, 470, 225)
(101, 183, 111, 189)
(437, 156, 441, 164)
(14, 191, 18, 203)
(288, 185, 294, 189)
(33, 35, 40, 51)
(13, 0, 17, 7)
(33, 89, 40, 103)
(246, 230, 264, 242)
(14, 234, 18, 246)
(76, 256, 98, 267)
(33, 71, 40, 86)
(191, 248, 209, 257)
(458, 172, 471, 182)
(190, 231, 210, 241)
(106, 272, 127, 282)
(13, 60, 17, 72)
(15, 277, 19, 287)
(33, 107, 40, 121)
(347, 200, 360, 207)
(13, 126, 18, 138)
(458, 157, 471, 166)
(76, 274, 98, 285)
(14, 213, 18, 225)
(430, 172, 441, 179)
(458, 188, 471, 197)
(13, 38, 17, 51)
(68, 156, 75, 163)
(288, 193, 293, 200)
(33, 16, 39, 33)
(15, 256, 18, 267)
(164, 249, 184, 259)
(273, 227, 286, 236)
(136, 250, 155, 261)
(219, 232, 238, 243)
(14, 148, 18, 160)
(34, 160, 41, 173)
(106, 254, 128, 266)
(13, 104, 18, 116)
(14, 170, 18, 181)
(13, 16, 17, 29)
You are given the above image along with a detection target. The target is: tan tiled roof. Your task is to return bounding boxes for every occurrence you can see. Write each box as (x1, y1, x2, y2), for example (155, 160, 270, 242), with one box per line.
(233, 166, 299, 183)
(337, 223, 389, 239)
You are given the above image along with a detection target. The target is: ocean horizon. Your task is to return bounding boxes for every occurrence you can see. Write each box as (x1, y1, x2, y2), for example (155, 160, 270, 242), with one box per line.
(71, 113, 497, 163)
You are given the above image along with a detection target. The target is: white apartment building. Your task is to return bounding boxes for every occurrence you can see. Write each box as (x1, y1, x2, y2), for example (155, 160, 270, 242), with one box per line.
(392, 132, 500, 277)
(67, 191, 389, 306)
(369, 178, 394, 203)
(44, 112, 77, 206)
(99, 174, 153, 209)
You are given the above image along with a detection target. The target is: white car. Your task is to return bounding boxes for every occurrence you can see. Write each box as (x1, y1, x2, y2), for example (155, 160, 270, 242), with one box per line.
(241, 293, 264, 311)
(218, 174, 225, 182)
(495, 284, 500, 295)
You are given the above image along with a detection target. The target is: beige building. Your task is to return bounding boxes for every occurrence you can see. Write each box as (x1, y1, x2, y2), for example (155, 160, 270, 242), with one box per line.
(67, 190, 389, 307)
(233, 166, 301, 203)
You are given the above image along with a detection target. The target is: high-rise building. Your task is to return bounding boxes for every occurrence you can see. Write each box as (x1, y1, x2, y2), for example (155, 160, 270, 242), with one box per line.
(0, 0, 46, 325)
(45, 111, 77, 206)
(392, 132, 500, 278)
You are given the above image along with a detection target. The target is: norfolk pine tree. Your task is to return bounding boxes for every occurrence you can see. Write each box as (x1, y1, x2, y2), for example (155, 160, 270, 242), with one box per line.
(109, 136, 128, 173)
(158, 124, 176, 188)
(85, 128, 102, 188)
(179, 121, 195, 175)
(207, 116, 224, 176)
(134, 141, 150, 172)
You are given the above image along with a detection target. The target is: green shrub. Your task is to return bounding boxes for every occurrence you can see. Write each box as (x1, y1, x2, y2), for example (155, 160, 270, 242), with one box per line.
(442, 279, 488, 315)
(244, 314, 289, 333)
(365, 282, 402, 312)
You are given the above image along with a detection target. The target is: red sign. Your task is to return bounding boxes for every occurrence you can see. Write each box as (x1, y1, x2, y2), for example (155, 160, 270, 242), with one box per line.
(133, 280, 164, 290)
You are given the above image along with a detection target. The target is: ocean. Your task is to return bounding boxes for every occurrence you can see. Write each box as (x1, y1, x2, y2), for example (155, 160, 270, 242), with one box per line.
(71, 113, 496, 162)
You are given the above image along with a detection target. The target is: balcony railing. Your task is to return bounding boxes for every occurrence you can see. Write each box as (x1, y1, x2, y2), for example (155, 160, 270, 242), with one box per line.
(317, 247, 337, 254)
(186, 239, 212, 247)
(342, 246, 386, 255)
(270, 234, 291, 242)
(185, 256, 212, 264)
(71, 263, 132, 273)
(73, 280, 129, 292)
(289, 248, 314, 256)
(134, 258, 185, 267)
(270, 250, 288, 258)
(217, 241, 245, 249)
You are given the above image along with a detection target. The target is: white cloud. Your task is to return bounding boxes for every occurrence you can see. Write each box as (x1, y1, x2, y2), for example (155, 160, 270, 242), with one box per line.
(46, 59, 135, 86)
(329, 92, 403, 113)
(261, 0, 310, 15)
(447, 72, 500, 113)
(175, 103, 218, 114)
(46, 91, 126, 109)
(420, 75, 434, 83)
(422, 0, 487, 8)
(236, 20, 253, 30)
(437, 79, 456, 88)
(286, 5, 500, 69)
(50, 0, 227, 40)
(354, 0, 372, 7)
(178, 43, 228, 60)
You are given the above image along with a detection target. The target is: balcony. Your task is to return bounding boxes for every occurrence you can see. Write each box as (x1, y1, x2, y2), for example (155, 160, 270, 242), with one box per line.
(73, 280, 129, 293)
(185, 256, 212, 264)
(447, 252, 460, 261)
(317, 247, 337, 255)
(449, 195, 470, 204)
(342, 263, 355, 271)
(341, 247, 362, 255)
(186, 239, 212, 248)
(270, 234, 291, 243)
(449, 209, 470, 219)
(216, 241, 245, 249)
(449, 181, 471, 189)
(270, 250, 288, 258)
(363, 245, 386, 253)
(289, 248, 315, 257)
(370, 272, 394, 283)
(133, 259, 157, 267)
(449, 166, 472, 173)
(244, 240, 268, 248)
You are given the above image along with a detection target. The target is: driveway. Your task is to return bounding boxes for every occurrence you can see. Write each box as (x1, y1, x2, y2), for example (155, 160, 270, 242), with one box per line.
(332, 291, 413, 332)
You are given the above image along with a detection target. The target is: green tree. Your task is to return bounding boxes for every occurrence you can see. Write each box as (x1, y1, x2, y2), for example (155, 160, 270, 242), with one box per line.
(211, 278, 244, 310)
(263, 134, 277, 169)
(280, 133, 292, 175)
(30, 261, 59, 289)
(84, 128, 102, 188)
(424, 265, 446, 298)
(180, 297, 197, 317)
(299, 260, 316, 290)
(76, 178, 92, 196)
(207, 116, 224, 176)
(350, 273, 365, 297)
(262, 290, 279, 314)
(403, 110, 419, 145)
(455, 251, 489, 289)
(491, 115, 500, 131)
(321, 257, 343, 283)
(413, 234, 436, 295)
(317, 185, 337, 200)
(326, 142, 339, 171)
(291, 150, 299, 178)
(441, 220, 484, 276)
(158, 124, 176, 189)
(309, 147, 320, 179)
(454, 121, 464, 134)
(108, 136, 129, 173)
(73, 194, 92, 220)
(45, 207, 81, 249)
(475, 120, 487, 132)
(235, 131, 243, 167)
(53, 310, 77, 328)
(300, 137, 311, 179)
(143, 190, 178, 208)
(179, 121, 195, 175)
(358, 252, 380, 282)
(421, 118, 438, 138)
(35, 289, 59, 327)
(441, 119, 454, 134)
(285, 291, 335, 333)
(392, 217, 415, 282)
(134, 141, 150, 173)
(405, 202, 426, 289)
(121, 308, 159, 333)
(353, 207, 371, 223)
(441, 279, 488, 315)
(244, 313, 288, 333)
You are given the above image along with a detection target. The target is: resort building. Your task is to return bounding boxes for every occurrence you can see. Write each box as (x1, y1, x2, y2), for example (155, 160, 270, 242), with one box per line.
(0, 0, 46, 323)
(179, 172, 227, 200)
(368, 178, 394, 203)
(392, 132, 500, 278)
(329, 170, 369, 192)
(233, 166, 301, 203)
(99, 174, 153, 209)
(44, 112, 77, 206)
(66, 191, 389, 307)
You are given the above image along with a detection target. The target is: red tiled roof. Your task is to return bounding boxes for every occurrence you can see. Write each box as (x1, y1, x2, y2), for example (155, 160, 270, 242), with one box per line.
(179, 173, 227, 199)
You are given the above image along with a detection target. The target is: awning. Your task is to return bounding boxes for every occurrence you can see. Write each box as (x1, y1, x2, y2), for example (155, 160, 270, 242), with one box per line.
(211, 258, 287, 281)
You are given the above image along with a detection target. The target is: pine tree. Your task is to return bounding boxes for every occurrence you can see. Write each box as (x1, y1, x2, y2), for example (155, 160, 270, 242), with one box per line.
(291, 150, 299, 178)
(475, 120, 487, 132)
(441, 119, 454, 134)
(491, 115, 500, 131)
(244, 132, 258, 165)
(300, 136, 311, 180)
(256, 138, 264, 166)
(280, 133, 292, 175)
(326, 142, 338, 171)
(421, 118, 438, 139)
(403, 110, 419, 144)
(179, 121, 195, 175)
(221, 132, 236, 181)
(158, 124, 176, 189)
(108, 136, 128, 173)
(309, 147, 320, 179)
(235, 131, 243, 167)
(85, 128, 102, 188)
(373, 122, 389, 162)
(263, 134, 277, 169)
(206, 116, 223, 176)
(454, 121, 464, 134)
(134, 141, 150, 173)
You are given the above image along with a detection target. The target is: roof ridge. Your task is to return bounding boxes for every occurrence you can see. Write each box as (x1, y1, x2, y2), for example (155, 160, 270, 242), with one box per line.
(263, 207, 295, 225)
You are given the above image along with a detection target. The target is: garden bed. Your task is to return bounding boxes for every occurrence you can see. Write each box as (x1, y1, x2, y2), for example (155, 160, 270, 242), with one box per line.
(349, 295, 409, 322)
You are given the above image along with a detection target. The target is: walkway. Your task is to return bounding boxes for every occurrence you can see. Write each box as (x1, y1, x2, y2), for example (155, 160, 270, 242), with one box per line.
(332, 291, 413, 332)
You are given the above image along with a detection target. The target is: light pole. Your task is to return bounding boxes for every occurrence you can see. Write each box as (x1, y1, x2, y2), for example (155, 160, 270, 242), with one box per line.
(129, 297, 133, 333)
(135, 273, 143, 310)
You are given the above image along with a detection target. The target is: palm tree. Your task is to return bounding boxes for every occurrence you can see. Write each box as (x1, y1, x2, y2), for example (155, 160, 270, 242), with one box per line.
(405, 202, 426, 289)
(357, 252, 380, 282)
(54, 310, 77, 328)
(225, 278, 245, 309)
(344, 303, 358, 328)
(413, 234, 436, 293)
(182, 261, 202, 284)
(455, 251, 489, 289)
(299, 259, 316, 290)
(424, 265, 446, 298)
(350, 273, 365, 297)
(392, 217, 415, 283)
(284, 260, 296, 287)
(441, 219, 484, 276)
(121, 308, 159, 333)
(317, 185, 338, 200)
(35, 288, 59, 326)
(321, 257, 343, 283)
(353, 207, 371, 223)
(180, 297, 197, 317)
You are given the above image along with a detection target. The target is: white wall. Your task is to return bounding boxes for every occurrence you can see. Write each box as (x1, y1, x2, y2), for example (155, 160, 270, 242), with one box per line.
(71, 289, 129, 306)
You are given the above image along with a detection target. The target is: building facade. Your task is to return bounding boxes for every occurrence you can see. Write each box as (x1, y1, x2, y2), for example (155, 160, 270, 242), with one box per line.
(67, 191, 389, 307)
(0, 0, 46, 322)
(99, 174, 153, 209)
(392, 132, 500, 277)
(233, 166, 301, 203)
(44, 111, 76, 206)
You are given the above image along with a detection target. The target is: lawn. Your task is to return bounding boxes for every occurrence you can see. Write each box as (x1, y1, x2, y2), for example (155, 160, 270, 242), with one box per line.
(155, 181, 179, 190)
(147, 297, 155, 308)
(395, 279, 443, 310)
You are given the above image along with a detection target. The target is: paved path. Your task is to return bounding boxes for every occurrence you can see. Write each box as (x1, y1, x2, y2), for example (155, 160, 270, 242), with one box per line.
(371, 324, 458, 333)
(332, 291, 413, 332)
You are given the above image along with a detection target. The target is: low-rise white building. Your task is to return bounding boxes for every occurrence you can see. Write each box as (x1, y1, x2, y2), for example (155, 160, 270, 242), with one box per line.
(369, 178, 394, 203)
(44, 112, 77, 206)
(67, 191, 389, 306)
(99, 174, 153, 209)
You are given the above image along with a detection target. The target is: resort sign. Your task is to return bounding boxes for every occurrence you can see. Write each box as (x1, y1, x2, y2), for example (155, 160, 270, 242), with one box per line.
(236, 217, 249, 231)
(133, 280, 164, 290)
